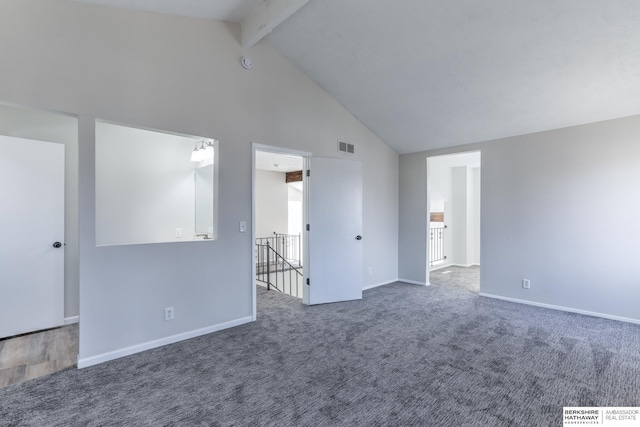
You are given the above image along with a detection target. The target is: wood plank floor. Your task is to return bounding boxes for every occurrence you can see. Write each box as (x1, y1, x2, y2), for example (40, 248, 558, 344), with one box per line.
(0, 324, 78, 389)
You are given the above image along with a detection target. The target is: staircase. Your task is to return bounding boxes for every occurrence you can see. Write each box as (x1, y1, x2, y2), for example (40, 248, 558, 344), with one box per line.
(255, 233, 303, 298)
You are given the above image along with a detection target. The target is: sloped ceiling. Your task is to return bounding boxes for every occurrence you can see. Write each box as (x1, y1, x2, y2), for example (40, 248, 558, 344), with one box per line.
(71, 0, 261, 21)
(267, 0, 640, 153)
(69, 0, 640, 154)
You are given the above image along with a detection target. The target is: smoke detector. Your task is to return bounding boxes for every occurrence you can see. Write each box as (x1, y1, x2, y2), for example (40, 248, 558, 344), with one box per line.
(241, 56, 253, 69)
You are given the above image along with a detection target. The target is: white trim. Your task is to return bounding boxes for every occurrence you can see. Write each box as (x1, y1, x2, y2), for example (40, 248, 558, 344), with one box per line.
(398, 278, 430, 286)
(63, 316, 79, 325)
(251, 146, 257, 321)
(426, 150, 483, 296)
(429, 263, 453, 271)
(252, 143, 311, 158)
(479, 293, 640, 325)
(362, 279, 398, 291)
(77, 316, 253, 369)
(251, 143, 312, 317)
(430, 263, 480, 272)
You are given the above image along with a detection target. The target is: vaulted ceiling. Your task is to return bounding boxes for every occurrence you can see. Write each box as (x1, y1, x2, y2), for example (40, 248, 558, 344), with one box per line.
(70, 1, 640, 154)
(71, 0, 261, 22)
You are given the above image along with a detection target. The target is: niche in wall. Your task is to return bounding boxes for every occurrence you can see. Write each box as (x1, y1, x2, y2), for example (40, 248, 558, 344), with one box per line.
(95, 121, 218, 246)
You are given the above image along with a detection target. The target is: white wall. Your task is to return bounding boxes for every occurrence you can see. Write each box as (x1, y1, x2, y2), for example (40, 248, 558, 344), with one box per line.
(451, 166, 469, 266)
(95, 123, 198, 245)
(255, 170, 288, 238)
(0, 104, 79, 319)
(399, 154, 427, 283)
(451, 166, 480, 267)
(0, 0, 399, 365)
(471, 167, 481, 265)
(400, 114, 640, 322)
(195, 165, 214, 236)
(288, 184, 303, 236)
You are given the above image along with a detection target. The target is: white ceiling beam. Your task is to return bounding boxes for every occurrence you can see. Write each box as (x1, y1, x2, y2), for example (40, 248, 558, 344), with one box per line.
(241, 0, 311, 49)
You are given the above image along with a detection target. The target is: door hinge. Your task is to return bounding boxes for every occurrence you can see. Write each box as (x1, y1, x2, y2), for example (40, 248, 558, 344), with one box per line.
(306, 224, 310, 231)
(306, 169, 310, 177)
(306, 278, 310, 285)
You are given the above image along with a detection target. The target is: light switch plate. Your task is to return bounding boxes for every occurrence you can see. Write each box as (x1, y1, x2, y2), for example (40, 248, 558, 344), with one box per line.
(239, 221, 246, 233)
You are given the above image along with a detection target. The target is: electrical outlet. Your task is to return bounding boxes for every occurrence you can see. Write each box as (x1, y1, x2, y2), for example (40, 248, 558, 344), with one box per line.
(165, 307, 174, 320)
(522, 279, 531, 289)
(175, 228, 182, 238)
(367, 267, 373, 276)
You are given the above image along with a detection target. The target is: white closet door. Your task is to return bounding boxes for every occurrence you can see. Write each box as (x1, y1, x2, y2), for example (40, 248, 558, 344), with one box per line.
(0, 135, 65, 338)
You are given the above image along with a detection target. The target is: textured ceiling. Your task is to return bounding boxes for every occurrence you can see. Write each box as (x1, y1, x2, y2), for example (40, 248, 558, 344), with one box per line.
(268, 0, 640, 153)
(70, 0, 261, 22)
(68, 1, 640, 154)
(256, 151, 303, 172)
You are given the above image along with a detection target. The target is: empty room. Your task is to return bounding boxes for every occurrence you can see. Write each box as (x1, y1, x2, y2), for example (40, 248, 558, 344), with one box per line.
(1, 1, 639, 426)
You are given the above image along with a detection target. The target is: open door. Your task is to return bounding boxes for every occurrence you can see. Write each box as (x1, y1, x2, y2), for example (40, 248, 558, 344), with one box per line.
(0, 135, 65, 338)
(303, 157, 363, 305)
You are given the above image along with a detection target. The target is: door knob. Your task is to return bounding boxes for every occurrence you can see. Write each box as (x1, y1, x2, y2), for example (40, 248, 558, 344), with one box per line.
(53, 242, 62, 248)
(355, 235, 362, 240)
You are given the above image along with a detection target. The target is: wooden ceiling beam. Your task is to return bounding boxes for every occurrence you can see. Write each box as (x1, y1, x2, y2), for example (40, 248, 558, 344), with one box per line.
(286, 170, 303, 183)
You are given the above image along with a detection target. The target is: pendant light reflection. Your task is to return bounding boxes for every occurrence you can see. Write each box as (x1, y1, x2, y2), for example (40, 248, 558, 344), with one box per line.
(190, 139, 215, 165)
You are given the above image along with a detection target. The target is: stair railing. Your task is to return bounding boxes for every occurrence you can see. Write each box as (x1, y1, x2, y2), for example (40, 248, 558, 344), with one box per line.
(429, 225, 447, 266)
(255, 233, 301, 267)
(255, 241, 303, 298)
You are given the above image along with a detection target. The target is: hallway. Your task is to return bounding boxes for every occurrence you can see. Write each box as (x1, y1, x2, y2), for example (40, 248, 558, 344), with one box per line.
(430, 265, 479, 293)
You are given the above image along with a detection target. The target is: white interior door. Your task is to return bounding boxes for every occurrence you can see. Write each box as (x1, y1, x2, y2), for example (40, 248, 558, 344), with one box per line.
(0, 135, 65, 338)
(303, 157, 363, 305)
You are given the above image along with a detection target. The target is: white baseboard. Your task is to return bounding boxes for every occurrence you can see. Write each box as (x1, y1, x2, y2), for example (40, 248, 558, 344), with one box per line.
(363, 279, 398, 291)
(77, 316, 253, 369)
(430, 263, 480, 272)
(479, 293, 640, 326)
(398, 278, 429, 286)
(64, 316, 79, 325)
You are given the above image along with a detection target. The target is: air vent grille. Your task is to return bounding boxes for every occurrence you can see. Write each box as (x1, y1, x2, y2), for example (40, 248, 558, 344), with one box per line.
(338, 141, 355, 154)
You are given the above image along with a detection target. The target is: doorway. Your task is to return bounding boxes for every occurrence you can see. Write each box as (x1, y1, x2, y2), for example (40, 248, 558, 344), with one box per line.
(254, 148, 306, 299)
(426, 151, 481, 292)
(252, 144, 311, 318)
(251, 145, 365, 317)
(0, 102, 79, 387)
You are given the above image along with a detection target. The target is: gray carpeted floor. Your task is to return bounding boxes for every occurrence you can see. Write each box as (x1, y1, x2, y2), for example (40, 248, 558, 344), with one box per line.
(1, 266, 639, 426)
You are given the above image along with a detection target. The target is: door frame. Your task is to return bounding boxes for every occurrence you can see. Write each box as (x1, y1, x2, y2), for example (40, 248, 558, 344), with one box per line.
(251, 143, 312, 320)
(425, 150, 482, 289)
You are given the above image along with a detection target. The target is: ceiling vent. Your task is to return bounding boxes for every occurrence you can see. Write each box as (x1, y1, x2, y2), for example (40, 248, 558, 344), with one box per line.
(338, 141, 355, 154)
